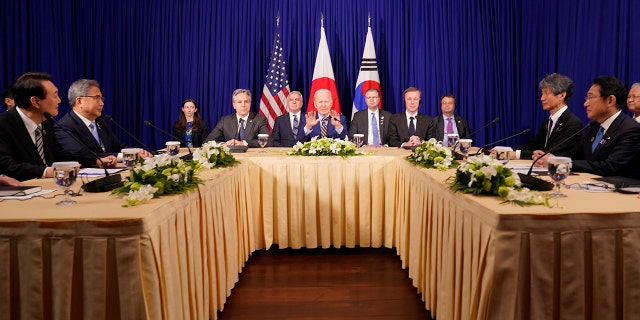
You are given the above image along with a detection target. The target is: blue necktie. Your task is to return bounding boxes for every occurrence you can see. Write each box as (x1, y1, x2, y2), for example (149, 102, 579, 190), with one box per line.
(89, 122, 105, 152)
(238, 118, 245, 140)
(371, 112, 380, 146)
(408, 116, 415, 136)
(591, 126, 604, 152)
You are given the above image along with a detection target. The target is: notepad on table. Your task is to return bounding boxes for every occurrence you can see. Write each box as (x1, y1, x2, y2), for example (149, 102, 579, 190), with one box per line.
(0, 185, 42, 197)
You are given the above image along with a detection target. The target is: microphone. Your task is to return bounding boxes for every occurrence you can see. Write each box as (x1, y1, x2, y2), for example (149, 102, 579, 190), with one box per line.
(228, 120, 248, 153)
(475, 128, 531, 155)
(103, 115, 159, 155)
(143, 120, 193, 160)
(526, 121, 594, 175)
(467, 117, 499, 139)
(44, 112, 123, 192)
(519, 121, 593, 191)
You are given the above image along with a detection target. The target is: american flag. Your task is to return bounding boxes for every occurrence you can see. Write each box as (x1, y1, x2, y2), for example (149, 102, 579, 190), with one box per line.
(259, 21, 290, 132)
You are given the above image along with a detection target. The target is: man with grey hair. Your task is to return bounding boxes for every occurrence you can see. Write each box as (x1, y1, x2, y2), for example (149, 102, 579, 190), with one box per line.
(205, 88, 269, 147)
(303, 89, 347, 139)
(510, 73, 583, 159)
(55, 79, 150, 163)
(627, 83, 640, 122)
(271, 91, 308, 147)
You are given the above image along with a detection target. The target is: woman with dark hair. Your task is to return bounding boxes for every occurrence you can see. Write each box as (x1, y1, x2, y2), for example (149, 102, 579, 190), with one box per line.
(173, 99, 208, 147)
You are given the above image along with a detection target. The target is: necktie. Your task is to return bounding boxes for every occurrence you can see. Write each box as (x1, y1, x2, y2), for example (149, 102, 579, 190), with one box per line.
(89, 122, 105, 152)
(408, 116, 415, 136)
(238, 118, 245, 140)
(35, 125, 46, 164)
(446, 117, 454, 134)
(371, 113, 380, 146)
(544, 118, 553, 148)
(292, 115, 299, 137)
(591, 126, 604, 152)
(321, 118, 328, 138)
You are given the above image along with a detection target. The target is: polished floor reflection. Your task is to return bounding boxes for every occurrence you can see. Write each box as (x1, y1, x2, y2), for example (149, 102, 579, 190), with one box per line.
(218, 247, 434, 320)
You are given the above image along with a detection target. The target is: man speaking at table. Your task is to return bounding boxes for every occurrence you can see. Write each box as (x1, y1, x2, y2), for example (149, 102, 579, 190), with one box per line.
(303, 89, 347, 140)
(0, 72, 115, 181)
(55, 79, 152, 160)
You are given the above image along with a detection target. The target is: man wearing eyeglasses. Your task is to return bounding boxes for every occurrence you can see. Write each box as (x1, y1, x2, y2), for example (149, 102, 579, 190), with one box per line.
(628, 83, 640, 123)
(537, 76, 640, 179)
(0, 72, 113, 181)
(348, 88, 392, 146)
(427, 93, 471, 145)
(55, 79, 152, 163)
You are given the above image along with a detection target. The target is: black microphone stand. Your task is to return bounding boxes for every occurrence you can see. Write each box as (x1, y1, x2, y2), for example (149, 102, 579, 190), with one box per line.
(44, 112, 123, 192)
(103, 115, 159, 155)
(143, 120, 194, 159)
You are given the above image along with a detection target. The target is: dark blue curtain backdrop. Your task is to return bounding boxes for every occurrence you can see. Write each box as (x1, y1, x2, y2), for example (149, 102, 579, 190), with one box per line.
(2, 0, 638, 149)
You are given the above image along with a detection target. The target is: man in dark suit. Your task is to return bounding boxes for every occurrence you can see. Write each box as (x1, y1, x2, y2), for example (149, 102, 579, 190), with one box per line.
(303, 89, 347, 140)
(538, 76, 640, 178)
(205, 88, 270, 147)
(428, 94, 471, 146)
(388, 87, 433, 148)
(0, 72, 115, 181)
(513, 73, 583, 160)
(272, 91, 308, 147)
(348, 88, 392, 146)
(55, 79, 152, 160)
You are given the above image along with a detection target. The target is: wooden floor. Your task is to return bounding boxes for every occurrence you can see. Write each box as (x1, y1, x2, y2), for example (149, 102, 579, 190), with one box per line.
(218, 247, 434, 320)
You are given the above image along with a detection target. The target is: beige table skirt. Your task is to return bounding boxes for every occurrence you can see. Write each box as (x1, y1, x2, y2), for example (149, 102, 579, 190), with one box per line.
(2, 148, 640, 319)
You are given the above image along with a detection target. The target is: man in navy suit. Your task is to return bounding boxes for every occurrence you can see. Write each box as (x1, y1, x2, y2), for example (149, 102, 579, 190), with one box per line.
(205, 88, 270, 147)
(511, 73, 583, 160)
(388, 87, 433, 148)
(272, 91, 308, 147)
(427, 93, 471, 146)
(55, 79, 152, 161)
(348, 88, 392, 146)
(538, 76, 640, 178)
(0, 72, 114, 181)
(303, 89, 347, 140)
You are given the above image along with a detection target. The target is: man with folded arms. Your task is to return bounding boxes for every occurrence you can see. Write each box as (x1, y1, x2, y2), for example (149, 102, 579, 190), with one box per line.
(272, 91, 308, 147)
(388, 87, 432, 148)
(55, 79, 152, 161)
(537, 76, 640, 178)
(205, 88, 270, 147)
(303, 89, 347, 140)
(348, 88, 392, 146)
(0, 72, 115, 181)
(511, 73, 583, 160)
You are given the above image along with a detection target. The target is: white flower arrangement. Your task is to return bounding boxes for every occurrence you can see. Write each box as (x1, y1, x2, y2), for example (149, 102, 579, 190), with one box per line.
(288, 137, 362, 157)
(448, 155, 550, 206)
(406, 138, 458, 170)
(192, 141, 238, 169)
(112, 154, 202, 206)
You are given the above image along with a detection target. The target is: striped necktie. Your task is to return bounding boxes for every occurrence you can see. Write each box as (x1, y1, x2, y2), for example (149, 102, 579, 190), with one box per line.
(35, 125, 46, 164)
(321, 118, 328, 138)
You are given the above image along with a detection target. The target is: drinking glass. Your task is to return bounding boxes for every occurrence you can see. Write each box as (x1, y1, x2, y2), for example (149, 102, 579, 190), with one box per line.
(459, 139, 473, 159)
(446, 133, 459, 149)
(52, 161, 80, 205)
(493, 146, 512, 165)
(257, 134, 269, 152)
(165, 141, 181, 156)
(547, 156, 572, 198)
(122, 148, 141, 169)
(352, 134, 364, 148)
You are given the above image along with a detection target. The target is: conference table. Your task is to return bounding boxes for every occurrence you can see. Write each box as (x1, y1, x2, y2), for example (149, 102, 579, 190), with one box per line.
(1, 148, 639, 319)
